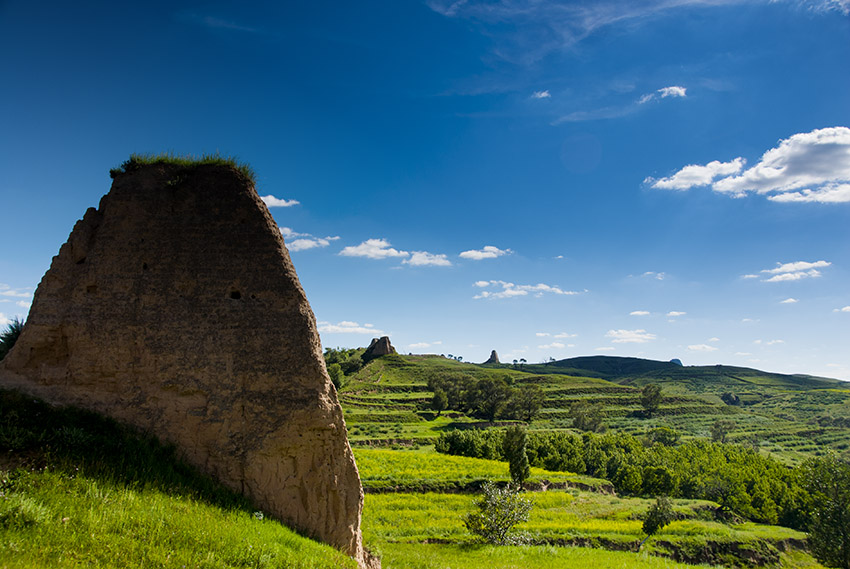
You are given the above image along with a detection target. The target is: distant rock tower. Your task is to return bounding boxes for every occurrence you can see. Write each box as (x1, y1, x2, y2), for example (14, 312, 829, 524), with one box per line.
(484, 350, 500, 364)
(0, 159, 374, 568)
(362, 336, 396, 363)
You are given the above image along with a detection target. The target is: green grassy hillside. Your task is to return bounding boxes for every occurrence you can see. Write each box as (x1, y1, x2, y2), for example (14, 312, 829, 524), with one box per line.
(0, 389, 357, 569)
(338, 354, 850, 463)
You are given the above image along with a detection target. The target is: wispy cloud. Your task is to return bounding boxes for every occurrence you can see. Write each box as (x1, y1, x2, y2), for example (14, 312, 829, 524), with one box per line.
(688, 344, 718, 351)
(667, 311, 686, 317)
(339, 239, 409, 260)
(755, 339, 785, 346)
(182, 13, 259, 33)
(409, 340, 443, 349)
(648, 127, 850, 203)
(630, 310, 650, 316)
(317, 321, 384, 335)
(640, 271, 666, 281)
(751, 260, 832, 282)
(403, 251, 452, 267)
(780, 297, 799, 304)
(539, 342, 566, 350)
(834, 306, 850, 313)
(429, 1, 848, 65)
(605, 329, 657, 343)
(532, 90, 551, 99)
(262, 195, 300, 208)
(473, 280, 581, 300)
(459, 245, 512, 260)
(638, 85, 687, 104)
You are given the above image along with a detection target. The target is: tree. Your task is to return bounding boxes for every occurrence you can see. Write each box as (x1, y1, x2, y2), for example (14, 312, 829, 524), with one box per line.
(641, 496, 675, 548)
(431, 388, 448, 417)
(569, 400, 606, 432)
(641, 383, 663, 418)
(803, 455, 850, 569)
(503, 425, 530, 485)
(463, 481, 533, 545)
(710, 419, 735, 443)
(0, 317, 24, 361)
(327, 363, 344, 390)
(509, 385, 545, 423)
(647, 426, 680, 446)
(472, 377, 513, 422)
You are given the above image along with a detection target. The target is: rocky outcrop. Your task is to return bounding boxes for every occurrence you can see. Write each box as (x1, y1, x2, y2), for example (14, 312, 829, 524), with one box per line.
(484, 350, 500, 364)
(361, 336, 396, 363)
(0, 160, 373, 568)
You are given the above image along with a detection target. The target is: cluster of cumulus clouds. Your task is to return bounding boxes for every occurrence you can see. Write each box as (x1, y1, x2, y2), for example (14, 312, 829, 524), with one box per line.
(646, 127, 850, 204)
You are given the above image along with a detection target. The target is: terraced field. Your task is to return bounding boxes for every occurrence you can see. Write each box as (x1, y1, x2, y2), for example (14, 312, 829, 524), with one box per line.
(355, 448, 824, 569)
(339, 354, 850, 463)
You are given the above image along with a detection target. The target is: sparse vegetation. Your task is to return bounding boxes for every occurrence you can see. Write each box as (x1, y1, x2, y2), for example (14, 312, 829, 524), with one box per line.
(0, 316, 24, 360)
(109, 152, 256, 183)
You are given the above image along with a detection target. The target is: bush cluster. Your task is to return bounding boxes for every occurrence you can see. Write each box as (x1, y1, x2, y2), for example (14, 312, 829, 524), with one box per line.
(436, 428, 813, 529)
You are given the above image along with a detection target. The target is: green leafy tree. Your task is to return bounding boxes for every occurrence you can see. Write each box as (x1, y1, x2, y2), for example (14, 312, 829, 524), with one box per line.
(503, 425, 530, 485)
(803, 455, 850, 569)
(508, 385, 545, 423)
(710, 419, 735, 443)
(641, 383, 663, 418)
(0, 317, 24, 361)
(569, 400, 606, 432)
(431, 389, 448, 417)
(327, 363, 344, 390)
(463, 481, 533, 545)
(641, 496, 675, 548)
(647, 426, 680, 446)
(472, 377, 513, 422)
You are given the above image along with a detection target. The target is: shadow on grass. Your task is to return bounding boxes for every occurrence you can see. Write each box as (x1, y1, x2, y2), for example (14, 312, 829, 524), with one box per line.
(0, 388, 253, 513)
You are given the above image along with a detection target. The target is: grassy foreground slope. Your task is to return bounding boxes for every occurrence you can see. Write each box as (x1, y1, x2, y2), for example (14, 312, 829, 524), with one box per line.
(0, 389, 357, 569)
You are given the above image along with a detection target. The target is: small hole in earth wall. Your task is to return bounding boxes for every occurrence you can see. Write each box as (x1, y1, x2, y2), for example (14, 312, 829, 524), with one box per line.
(230, 290, 242, 300)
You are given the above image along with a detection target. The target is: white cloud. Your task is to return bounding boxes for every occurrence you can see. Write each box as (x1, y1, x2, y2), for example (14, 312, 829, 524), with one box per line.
(473, 280, 581, 300)
(709, 337, 720, 342)
(639, 85, 688, 105)
(659, 86, 687, 98)
(641, 271, 666, 280)
(317, 321, 385, 335)
(667, 311, 686, 317)
(403, 251, 452, 267)
(409, 341, 442, 349)
(605, 329, 657, 343)
(834, 306, 850, 313)
(0, 313, 10, 326)
(630, 310, 650, 316)
(339, 239, 409, 260)
(288, 236, 340, 252)
(595, 347, 616, 352)
(688, 344, 718, 352)
(755, 339, 785, 346)
(16, 301, 31, 310)
(536, 332, 550, 337)
(0, 289, 32, 299)
(459, 245, 512, 260)
(650, 127, 850, 203)
(532, 90, 551, 99)
(554, 332, 577, 339)
(780, 298, 799, 304)
(539, 342, 566, 350)
(261, 195, 300, 208)
(648, 158, 745, 190)
(279, 227, 309, 239)
(755, 260, 831, 282)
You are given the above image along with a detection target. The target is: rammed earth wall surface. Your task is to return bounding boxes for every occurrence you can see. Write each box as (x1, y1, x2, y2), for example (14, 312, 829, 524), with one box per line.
(0, 162, 374, 568)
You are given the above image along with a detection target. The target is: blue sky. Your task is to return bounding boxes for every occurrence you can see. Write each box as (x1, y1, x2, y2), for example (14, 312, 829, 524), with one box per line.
(1, 0, 849, 378)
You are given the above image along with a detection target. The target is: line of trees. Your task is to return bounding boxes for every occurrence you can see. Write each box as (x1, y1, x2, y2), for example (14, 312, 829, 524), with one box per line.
(427, 372, 544, 423)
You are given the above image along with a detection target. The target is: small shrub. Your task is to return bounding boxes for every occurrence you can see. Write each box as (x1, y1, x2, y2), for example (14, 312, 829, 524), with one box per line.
(463, 481, 533, 545)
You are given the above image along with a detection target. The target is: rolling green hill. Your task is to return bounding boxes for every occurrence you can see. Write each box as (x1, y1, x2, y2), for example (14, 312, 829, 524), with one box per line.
(338, 353, 850, 463)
